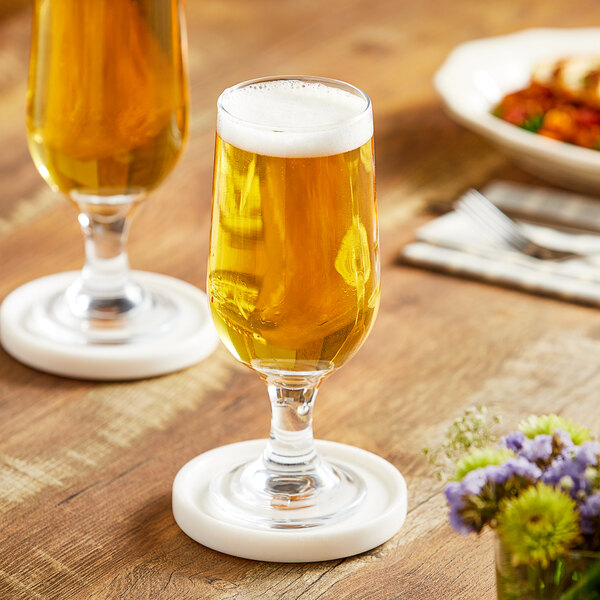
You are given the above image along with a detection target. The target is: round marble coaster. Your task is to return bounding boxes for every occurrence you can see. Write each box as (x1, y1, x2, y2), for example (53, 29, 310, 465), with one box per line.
(0, 271, 219, 380)
(172, 439, 408, 563)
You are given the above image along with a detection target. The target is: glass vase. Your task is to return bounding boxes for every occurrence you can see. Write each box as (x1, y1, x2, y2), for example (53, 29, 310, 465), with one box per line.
(495, 535, 600, 600)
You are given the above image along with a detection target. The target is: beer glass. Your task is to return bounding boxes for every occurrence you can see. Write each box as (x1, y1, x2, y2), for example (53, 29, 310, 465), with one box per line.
(208, 76, 380, 527)
(25, 0, 188, 343)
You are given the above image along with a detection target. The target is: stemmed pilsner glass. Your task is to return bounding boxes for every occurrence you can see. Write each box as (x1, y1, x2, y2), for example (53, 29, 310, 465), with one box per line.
(0, 0, 218, 379)
(25, 0, 188, 344)
(207, 76, 381, 528)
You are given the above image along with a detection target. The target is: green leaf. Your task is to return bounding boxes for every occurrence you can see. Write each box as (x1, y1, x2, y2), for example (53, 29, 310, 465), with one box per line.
(559, 559, 600, 600)
(520, 115, 544, 133)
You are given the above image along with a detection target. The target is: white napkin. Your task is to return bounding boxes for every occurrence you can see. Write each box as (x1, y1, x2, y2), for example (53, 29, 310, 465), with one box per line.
(401, 181, 600, 306)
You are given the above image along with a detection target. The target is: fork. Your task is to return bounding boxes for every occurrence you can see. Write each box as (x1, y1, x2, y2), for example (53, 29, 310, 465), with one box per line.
(455, 189, 582, 261)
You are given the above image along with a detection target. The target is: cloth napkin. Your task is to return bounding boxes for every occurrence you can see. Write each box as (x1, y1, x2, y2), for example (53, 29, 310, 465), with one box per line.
(401, 180, 600, 306)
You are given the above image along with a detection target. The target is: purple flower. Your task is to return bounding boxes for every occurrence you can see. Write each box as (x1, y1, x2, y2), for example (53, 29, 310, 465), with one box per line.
(503, 430, 574, 469)
(444, 459, 541, 535)
(445, 481, 477, 534)
(480, 457, 542, 485)
(445, 468, 489, 534)
(502, 431, 525, 453)
(519, 435, 553, 463)
(461, 469, 487, 496)
(464, 458, 540, 490)
(445, 480, 463, 505)
(579, 493, 600, 535)
(542, 441, 600, 498)
(503, 457, 542, 481)
(554, 428, 575, 451)
(574, 441, 600, 469)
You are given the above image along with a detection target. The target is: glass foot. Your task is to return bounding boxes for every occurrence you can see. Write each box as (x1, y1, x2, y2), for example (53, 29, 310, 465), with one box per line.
(209, 453, 366, 529)
(34, 279, 178, 345)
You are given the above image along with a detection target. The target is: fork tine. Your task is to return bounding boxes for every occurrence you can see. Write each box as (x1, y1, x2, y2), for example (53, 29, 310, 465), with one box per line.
(456, 200, 513, 247)
(461, 190, 529, 242)
(467, 191, 525, 233)
(457, 190, 527, 249)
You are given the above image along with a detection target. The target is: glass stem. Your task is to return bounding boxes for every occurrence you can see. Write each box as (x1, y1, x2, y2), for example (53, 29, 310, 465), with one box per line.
(259, 371, 328, 476)
(65, 196, 145, 319)
(209, 370, 366, 524)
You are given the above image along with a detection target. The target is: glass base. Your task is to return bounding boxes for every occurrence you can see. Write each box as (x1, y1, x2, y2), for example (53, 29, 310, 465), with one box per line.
(32, 278, 178, 345)
(209, 453, 366, 529)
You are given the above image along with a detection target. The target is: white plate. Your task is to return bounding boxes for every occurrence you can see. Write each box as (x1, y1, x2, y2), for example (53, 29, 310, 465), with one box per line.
(434, 28, 600, 194)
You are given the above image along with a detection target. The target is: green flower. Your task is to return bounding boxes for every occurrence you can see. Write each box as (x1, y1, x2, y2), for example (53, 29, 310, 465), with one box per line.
(453, 446, 515, 481)
(519, 414, 593, 445)
(497, 484, 581, 568)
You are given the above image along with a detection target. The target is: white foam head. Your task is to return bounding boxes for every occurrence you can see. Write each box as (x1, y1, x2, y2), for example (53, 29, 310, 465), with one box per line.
(217, 78, 373, 158)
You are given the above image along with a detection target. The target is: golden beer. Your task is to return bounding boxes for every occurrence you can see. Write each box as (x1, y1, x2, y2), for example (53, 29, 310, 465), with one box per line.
(26, 0, 188, 199)
(208, 80, 379, 373)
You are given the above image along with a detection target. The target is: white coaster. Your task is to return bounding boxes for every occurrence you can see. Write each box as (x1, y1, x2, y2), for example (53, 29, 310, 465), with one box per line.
(0, 271, 219, 380)
(172, 439, 408, 562)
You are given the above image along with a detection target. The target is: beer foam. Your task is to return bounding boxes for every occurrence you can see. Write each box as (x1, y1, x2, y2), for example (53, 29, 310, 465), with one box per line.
(217, 79, 373, 157)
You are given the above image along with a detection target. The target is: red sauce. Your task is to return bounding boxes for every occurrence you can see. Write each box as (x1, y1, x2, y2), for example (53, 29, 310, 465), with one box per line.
(493, 82, 600, 150)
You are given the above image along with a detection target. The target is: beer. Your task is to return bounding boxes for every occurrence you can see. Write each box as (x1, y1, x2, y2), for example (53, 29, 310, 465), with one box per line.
(208, 79, 379, 374)
(26, 0, 188, 200)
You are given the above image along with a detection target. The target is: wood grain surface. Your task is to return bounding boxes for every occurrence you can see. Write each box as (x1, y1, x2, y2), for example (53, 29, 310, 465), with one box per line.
(2, 1, 600, 598)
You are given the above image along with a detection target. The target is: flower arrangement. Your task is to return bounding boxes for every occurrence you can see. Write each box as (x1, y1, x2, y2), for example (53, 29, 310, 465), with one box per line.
(431, 410, 600, 599)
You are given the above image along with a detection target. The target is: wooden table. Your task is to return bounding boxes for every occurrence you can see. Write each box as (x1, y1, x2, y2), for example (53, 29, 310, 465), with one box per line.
(3, 1, 600, 598)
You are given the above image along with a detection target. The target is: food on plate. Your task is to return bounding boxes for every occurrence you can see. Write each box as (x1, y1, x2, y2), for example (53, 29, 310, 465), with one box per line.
(493, 56, 600, 150)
